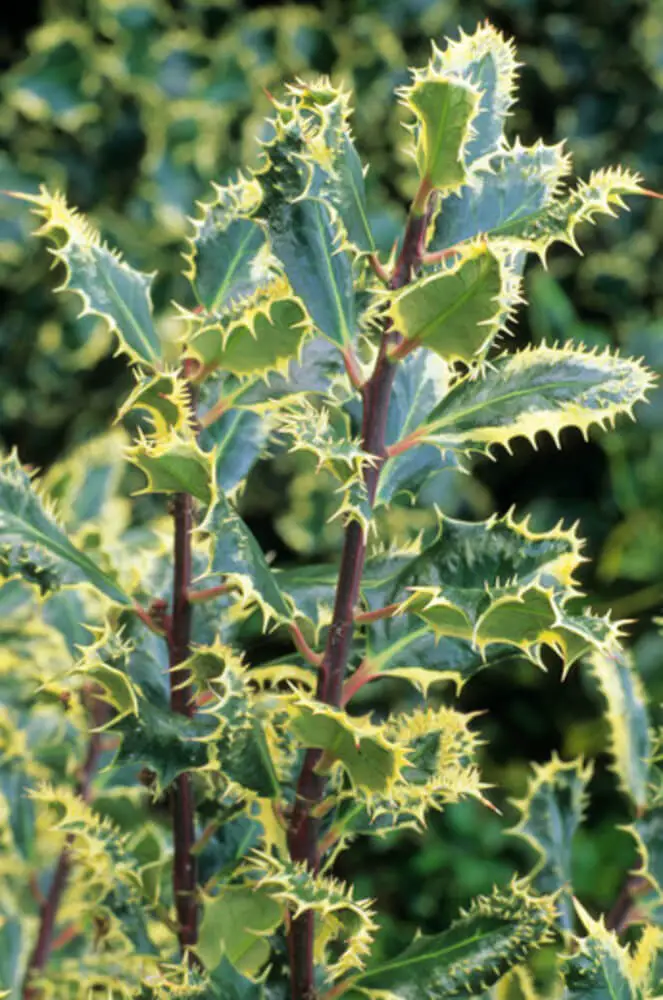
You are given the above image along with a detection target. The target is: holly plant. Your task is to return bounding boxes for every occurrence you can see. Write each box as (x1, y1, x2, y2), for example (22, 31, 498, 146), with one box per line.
(2, 21, 663, 1000)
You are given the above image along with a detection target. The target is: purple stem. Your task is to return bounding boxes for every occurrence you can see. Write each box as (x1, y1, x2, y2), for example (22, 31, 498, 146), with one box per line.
(286, 202, 431, 999)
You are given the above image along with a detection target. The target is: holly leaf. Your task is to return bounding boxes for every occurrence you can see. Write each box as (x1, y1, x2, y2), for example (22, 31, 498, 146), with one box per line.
(201, 493, 291, 624)
(406, 344, 654, 461)
(387, 247, 518, 362)
(586, 649, 651, 810)
(127, 430, 215, 505)
(402, 76, 480, 193)
(509, 755, 593, 931)
(351, 885, 556, 998)
(0, 450, 131, 605)
(17, 187, 163, 367)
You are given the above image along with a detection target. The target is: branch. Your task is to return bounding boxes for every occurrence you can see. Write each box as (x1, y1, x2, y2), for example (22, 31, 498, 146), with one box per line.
(289, 623, 324, 668)
(168, 369, 201, 964)
(286, 188, 434, 1000)
(187, 583, 233, 604)
(22, 694, 104, 1000)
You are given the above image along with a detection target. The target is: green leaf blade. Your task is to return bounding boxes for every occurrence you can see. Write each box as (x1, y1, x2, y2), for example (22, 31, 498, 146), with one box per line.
(509, 756, 593, 931)
(22, 188, 163, 367)
(0, 451, 131, 605)
(414, 344, 654, 460)
(388, 248, 514, 362)
(353, 885, 556, 998)
(405, 76, 480, 192)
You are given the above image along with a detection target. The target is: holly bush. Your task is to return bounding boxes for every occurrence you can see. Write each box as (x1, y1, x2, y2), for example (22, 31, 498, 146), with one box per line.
(3, 19, 663, 1000)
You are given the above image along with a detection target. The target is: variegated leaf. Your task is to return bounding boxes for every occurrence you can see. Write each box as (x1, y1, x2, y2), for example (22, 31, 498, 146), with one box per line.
(200, 493, 291, 623)
(248, 850, 378, 978)
(351, 884, 556, 998)
(566, 900, 648, 999)
(509, 755, 593, 931)
(402, 74, 480, 194)
(184, 173, 269, 313)
(18, 187, 163, 367)
(425, 22, 519, 163)
(0, 450, 131, 605)
(429, 140, 571, 255)
(127, 430, 215, 505)
(585, 649, 651, 809)
(401, 344, 654, 461)
(257, 113, 356, 349)
(186, 286, 313, 378)
(377, 348, 452, 506)
(288, 696, 405, 796)
(387, 246, 520, 362)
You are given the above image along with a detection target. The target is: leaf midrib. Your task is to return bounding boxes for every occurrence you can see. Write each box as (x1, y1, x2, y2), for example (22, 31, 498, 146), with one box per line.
(208, 223, 262, 313)
(86, 248, 160, 364)
(426, 377, 599, 433)
(359, 921, 510, 981)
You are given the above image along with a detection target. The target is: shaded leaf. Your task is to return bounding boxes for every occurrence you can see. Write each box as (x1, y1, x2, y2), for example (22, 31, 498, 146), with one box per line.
(20, 187, 163, 367)
(509, 755, 593, 931)
(0, 450, 131, 605)
(352, 884, 556, 998)
(586, 649, 651, 809)
(198, 885, 282, 976)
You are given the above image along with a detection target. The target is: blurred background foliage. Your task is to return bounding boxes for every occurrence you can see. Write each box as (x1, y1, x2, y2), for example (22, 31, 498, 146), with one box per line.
(2, 0, 663, 963)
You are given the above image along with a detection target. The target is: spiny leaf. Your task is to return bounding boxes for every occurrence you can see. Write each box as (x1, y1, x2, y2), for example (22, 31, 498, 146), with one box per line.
(466, 166, 644, 261)
(429, 140, 572, 255)
(364, 511, 621, 668)
(278, 398, 372, 478)
(387, 246, 520, 362)
(330, 133, 375, 254)
(17, 187, 163, 367)
(198, 403, 268, 494)
(204, 653, 280, 797)
(283, 78, 376, 254)
(186, 286, 313, 379)
(256, 113, 356, 349)
(127, 429, 215, 505)
(30, 783, 143, 899)
(406, 343, 655, 461)
(184, 173, 268, 313)
(248, 849, 378, 978)
(400, 74, 480, 194)
(116, 371, 195, 438)
(114, 697, 215, 792)
(509, 755, 593, 931)
(425, 22, 520, 163)
(379, 706, 484, 825)
(288, 696, 406, 797)
(377, 348, 451, 506)
(585, 648, 651, 809)
(200, 492, 291, 623)
(566, 900, 648, 999)
(0, 450, 131, 605)
(362, 616, 511, 696)
(352, 883, 556, 997)
(467, 586, 621, 667)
